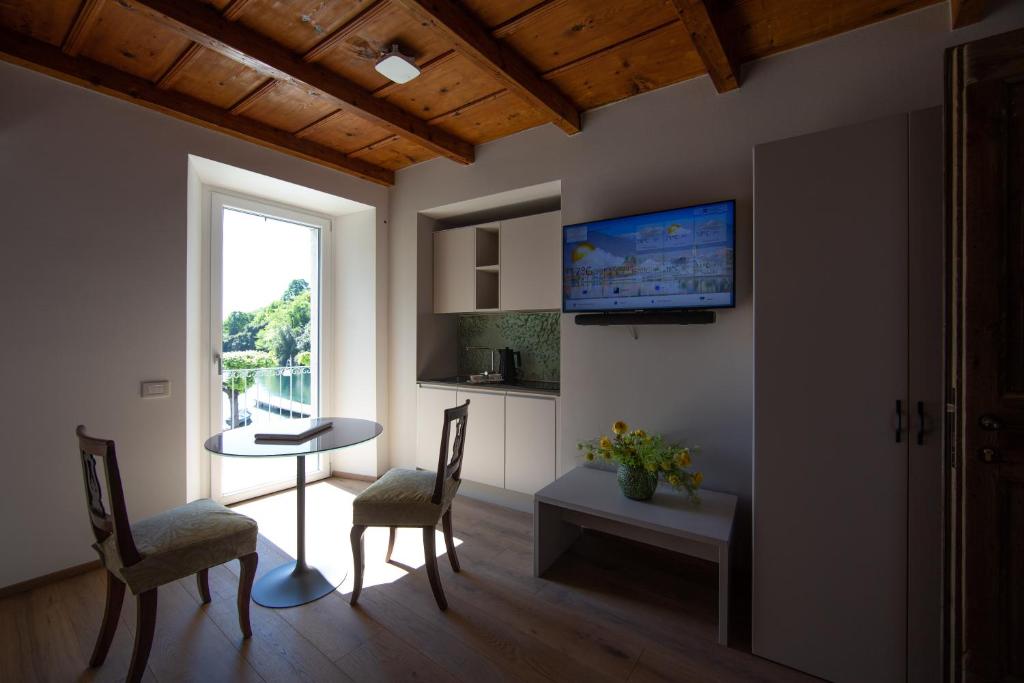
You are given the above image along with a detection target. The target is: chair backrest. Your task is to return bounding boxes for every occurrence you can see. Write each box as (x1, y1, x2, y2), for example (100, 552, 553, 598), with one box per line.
(76, 425, 141, 566)
(432, 400, 469, 504)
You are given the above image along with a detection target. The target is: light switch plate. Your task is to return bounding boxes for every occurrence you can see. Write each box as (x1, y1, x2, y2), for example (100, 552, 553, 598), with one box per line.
(141, 380, 170, 399)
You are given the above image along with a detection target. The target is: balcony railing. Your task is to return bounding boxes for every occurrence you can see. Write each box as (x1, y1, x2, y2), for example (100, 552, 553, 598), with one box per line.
(222, 365, 313, 429)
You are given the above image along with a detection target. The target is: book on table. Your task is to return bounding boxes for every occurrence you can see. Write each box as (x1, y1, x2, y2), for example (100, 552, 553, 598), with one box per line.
(254, 418, 334, 443)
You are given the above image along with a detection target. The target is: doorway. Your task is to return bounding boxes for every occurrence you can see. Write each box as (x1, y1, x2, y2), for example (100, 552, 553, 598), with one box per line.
(209, 192, 332, 504)
(947, 26, 1024, 683)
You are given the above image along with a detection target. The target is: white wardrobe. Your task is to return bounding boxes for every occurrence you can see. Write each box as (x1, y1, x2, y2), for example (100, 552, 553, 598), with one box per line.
(753, 109, 943, 683)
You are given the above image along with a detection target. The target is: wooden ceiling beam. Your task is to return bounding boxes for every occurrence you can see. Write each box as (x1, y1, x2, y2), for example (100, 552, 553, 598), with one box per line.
(950, 0, 987, 28)
(117, 0, 475, 164)
(62, 0, 105, 56)
(390, 0, 582, 134)
(0, 27, 394, 186)
(669, 0, 739, 93)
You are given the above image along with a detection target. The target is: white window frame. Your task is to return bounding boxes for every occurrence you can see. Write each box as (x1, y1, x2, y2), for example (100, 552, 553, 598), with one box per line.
(206, 190, 334, 504)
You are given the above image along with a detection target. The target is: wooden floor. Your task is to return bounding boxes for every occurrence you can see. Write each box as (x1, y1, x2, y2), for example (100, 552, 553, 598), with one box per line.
(0, 478, 816, 682)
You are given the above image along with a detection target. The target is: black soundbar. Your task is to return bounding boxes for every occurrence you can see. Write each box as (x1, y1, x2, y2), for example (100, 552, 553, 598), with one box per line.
(573, 310, 716, 326)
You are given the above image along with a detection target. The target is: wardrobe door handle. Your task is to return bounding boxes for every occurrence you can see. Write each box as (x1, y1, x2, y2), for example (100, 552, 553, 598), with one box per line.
(896, 400, 903, 443)
(916, 401, 925, 445)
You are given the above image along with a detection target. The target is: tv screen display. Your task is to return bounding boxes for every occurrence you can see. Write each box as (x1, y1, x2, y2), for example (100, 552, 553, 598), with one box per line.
(562, 200, 735, 312)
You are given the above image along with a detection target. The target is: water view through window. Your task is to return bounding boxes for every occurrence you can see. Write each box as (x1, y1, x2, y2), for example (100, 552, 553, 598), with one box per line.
(218, 205, 322, 497)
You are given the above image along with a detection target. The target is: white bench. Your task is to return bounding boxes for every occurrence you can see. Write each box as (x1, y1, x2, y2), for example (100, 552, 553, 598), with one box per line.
(534, 466, 737, 645)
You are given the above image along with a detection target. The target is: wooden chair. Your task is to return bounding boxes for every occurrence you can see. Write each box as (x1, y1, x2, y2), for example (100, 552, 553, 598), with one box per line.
(77, 425, 259, 682)
(349, 400, 469, 610)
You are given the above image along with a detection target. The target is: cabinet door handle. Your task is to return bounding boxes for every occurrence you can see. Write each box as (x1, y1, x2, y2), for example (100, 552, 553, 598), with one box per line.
(895, 400, 903, 443)
(916, 401, 925, 445)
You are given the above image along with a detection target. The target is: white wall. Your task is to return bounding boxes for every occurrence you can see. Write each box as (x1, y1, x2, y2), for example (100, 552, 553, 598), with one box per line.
(0, 61, 387, 588)
(388, 2, 1024, 578)
(329, 209, 387, 478)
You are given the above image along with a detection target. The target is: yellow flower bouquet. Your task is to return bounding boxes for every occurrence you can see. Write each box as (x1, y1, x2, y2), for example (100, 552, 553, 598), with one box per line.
(579, 421, 701, 502)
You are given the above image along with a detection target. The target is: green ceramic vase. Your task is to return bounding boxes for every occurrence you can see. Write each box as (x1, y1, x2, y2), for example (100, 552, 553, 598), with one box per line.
(617, 464, 658, 501)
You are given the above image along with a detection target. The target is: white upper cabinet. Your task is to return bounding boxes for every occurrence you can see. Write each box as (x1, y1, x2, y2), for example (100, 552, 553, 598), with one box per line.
(433, 211, 561, 314)
(500, 211, 562, 311)
(433, 227, 476, 314)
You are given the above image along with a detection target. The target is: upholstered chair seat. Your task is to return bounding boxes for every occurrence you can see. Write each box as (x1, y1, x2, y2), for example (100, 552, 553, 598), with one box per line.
(353, 469, 460, 528)
(96, 498, 258, 594)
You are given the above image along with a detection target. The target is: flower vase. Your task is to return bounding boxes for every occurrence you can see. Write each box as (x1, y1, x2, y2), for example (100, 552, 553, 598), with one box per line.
(617, 464, 658, 501)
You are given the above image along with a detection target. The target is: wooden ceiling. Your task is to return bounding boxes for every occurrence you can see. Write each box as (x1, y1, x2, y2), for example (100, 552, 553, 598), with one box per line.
(0, 0, 983, 186)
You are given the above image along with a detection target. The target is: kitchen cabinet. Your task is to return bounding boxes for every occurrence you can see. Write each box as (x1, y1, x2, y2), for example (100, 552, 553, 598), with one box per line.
(432, 211, 561, 314)
(455, 388, 505, 488)
(504, 394, 557, 495)
(416, 384, 557, 494)
(415, 385, 458, 471)
(433, 223, 500, 313)
(500, 211, 561, 311)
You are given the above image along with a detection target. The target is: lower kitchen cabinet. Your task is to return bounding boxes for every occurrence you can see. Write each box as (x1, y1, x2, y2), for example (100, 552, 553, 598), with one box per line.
(415, 384, 557, 495)
(504, 394, 557, 495)
(415, 385, 457, 471)
(456, 388, 505, 488)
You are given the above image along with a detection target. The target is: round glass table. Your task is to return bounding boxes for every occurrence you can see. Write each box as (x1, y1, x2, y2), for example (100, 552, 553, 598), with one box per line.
(204, 418, 383, 608)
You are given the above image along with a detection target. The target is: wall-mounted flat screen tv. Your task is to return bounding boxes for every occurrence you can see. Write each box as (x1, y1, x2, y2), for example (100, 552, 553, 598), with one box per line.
(562, 200, 735, 313)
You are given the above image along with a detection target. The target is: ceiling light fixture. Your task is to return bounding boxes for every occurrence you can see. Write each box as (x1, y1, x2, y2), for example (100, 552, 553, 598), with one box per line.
(375, 44, 420, 84)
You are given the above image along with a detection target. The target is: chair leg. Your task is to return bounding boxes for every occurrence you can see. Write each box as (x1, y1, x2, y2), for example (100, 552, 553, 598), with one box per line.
(89, 570, 125, 667)
(127, 589, 157, 683)
(385, 526, 397, 563)
(350, 525, 366, 606)
(422, 526, 448, 611)
(442, 508, 460, 573)
(237, 553, 258, 639)
(196, 568, 211, 604)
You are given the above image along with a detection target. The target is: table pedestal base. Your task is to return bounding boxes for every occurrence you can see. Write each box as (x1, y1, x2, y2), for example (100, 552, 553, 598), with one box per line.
(252, 561, 346, 608)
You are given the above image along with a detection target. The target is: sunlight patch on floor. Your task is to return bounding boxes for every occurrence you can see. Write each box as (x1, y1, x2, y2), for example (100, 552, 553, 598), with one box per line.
(232, 479, 462, 593)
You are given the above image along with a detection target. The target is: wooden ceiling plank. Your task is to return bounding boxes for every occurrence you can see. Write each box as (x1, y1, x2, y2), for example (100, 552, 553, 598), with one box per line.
(427, 89, 506, 125)
(117, 0, 475, 163)
(390, 0, 582, 134)
(491, 0, 568, 39)
(294, 110, 346, 139)
(156, 42, 203, 89)
(349, 134, 401, 157)
(542, 19, 680, 80)
(669, 0, 739, 93)
(229, 78, 278, 114)
(0, 27, 393, 185)
(371, 49, 457, 99)
(62, 0, 105, 56)
(950, 0, 986, 28)
(223, 0, 256, 22)
(303, 0, 391, 63)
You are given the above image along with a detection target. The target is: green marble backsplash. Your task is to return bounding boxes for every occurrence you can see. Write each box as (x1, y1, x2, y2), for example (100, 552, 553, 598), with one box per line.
(458, 312, 560, 382)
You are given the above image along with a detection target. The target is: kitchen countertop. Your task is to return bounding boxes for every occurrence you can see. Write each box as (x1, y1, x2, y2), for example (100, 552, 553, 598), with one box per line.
(418, 376, 560, 396)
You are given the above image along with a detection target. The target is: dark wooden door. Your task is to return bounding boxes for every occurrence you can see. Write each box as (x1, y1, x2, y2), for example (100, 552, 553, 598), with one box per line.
(948, 27, 1024, 683)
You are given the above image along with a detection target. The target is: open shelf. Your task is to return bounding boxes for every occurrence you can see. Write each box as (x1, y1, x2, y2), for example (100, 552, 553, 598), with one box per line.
(475, 226, 500, 268)
(476, 270, 500, 310)
(475, 264, 500, 273)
